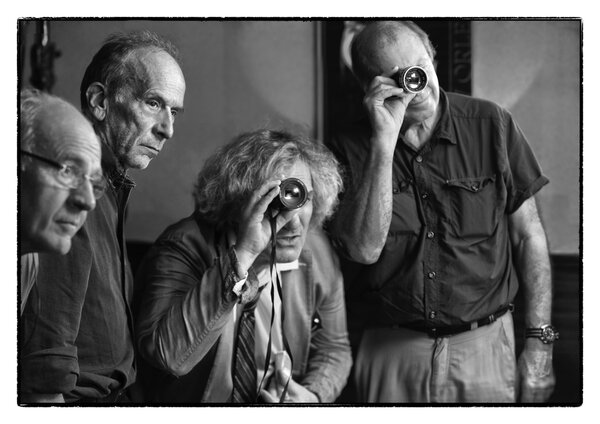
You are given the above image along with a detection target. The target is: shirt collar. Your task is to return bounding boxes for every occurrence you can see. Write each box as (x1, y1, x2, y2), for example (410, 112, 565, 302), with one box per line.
(100, 142, 136, 190)
(434, 89, 457, 145)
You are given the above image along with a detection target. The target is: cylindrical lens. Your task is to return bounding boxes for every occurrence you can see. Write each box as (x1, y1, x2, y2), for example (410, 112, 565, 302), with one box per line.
(270, 177, 308, 211)
(399, 66, 428, 93)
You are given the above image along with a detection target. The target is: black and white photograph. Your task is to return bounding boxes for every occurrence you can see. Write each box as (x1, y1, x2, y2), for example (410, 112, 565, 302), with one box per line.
(6, 2, 593, 422)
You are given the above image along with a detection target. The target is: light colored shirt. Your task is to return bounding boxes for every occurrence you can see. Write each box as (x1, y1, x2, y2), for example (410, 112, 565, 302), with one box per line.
(20, 253, 38, 315)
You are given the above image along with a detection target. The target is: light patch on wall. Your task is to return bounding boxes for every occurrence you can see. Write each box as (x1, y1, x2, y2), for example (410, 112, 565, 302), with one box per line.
(473, 21, 546, 109)
(233, 22, 316, 132)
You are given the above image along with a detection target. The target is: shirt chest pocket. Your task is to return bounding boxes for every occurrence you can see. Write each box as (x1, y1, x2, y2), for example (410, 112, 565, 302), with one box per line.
(390, 178, 421, 235)
(444, 175, 499, 238)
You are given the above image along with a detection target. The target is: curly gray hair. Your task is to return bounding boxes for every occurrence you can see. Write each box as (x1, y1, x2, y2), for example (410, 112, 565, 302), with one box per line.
(194, 129, 343, 228)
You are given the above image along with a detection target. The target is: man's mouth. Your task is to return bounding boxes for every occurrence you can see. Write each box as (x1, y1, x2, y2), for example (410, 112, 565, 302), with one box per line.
(55, 219, 80, 234)
(142, 145, 160, 155)
(277, 235, 299, 245)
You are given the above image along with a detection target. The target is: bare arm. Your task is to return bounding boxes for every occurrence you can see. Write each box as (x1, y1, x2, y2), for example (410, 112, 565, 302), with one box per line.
(333, 70, 414, 264)
(333, 144, 395, 264)
(508, 196, 555, 402)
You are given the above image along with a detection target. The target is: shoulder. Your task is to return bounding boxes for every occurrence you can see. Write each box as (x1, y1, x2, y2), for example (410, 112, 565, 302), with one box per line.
(447, 91, 511, 121)
(153, 213, 217, 255)
(302, 227, 341, 283)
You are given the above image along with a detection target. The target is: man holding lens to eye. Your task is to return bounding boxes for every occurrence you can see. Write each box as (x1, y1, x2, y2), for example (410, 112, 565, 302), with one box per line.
(134, 129, 351, 403)
(20, 31, 186, 404)
(327, 21, 555, 403)
(19, 88, 103, 317)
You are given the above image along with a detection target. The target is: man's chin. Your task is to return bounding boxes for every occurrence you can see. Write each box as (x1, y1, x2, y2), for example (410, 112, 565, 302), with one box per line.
(125, 155, 153, 170)
(275, 245, 302, 263)
(43, 235, 72, 255)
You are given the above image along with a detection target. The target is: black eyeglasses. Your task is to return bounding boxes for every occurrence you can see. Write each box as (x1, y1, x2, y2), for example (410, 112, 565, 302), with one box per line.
(20, 150, 106, 199)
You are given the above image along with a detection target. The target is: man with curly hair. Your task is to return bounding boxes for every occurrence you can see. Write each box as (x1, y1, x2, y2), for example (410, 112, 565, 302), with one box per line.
(134, 129, 352, 403)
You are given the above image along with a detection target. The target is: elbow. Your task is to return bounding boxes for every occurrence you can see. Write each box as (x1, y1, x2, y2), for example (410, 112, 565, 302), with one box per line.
(335, 230, 385, 264)
(345, 243, 383, 264)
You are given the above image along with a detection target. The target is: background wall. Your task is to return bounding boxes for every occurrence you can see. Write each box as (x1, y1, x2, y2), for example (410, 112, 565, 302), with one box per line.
(472, 20, 580, 254)
(20, 20, 319, 243)
(20, 20, 580, 254)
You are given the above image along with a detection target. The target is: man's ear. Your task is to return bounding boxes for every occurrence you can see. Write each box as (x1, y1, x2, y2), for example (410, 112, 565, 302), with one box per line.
(86, 82, 108, 121)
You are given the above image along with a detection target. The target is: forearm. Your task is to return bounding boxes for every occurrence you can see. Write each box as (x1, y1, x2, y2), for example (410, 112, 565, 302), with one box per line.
(137, 253, 238, 377)
(333, 143, 394, 263)
(301, 340, 352, 402)
(20, 243, 90, 395)
(514, 230, 552, 330)
(300, 267, 352, 401)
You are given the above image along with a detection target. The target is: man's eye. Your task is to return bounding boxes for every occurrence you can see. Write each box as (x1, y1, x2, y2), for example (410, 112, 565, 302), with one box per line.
(170, 109, 178, 117)
(146, 99, 160, 109)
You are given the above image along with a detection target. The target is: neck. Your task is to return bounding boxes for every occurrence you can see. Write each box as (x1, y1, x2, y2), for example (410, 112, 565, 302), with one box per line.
(401, 106, 441, 150)
(98, 133, 128, 175)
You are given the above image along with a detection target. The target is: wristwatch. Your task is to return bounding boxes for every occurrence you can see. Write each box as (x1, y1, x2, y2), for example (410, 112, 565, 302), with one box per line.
(525, 324, 559, 344)
(228, 246, 249, 297)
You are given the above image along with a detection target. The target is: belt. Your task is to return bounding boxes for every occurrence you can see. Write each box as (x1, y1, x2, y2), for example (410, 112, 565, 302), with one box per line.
(402, 304, 514, 338)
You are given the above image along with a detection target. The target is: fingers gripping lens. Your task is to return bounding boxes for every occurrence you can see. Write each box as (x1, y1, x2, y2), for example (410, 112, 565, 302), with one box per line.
(397, 65, 428, 94)
(269, 178, 308, 211)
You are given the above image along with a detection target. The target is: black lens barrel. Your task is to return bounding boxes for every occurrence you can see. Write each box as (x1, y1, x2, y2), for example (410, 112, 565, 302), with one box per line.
(269, 177, 308, 211)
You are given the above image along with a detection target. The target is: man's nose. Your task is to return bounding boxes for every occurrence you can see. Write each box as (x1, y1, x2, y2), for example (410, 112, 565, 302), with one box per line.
(283, 213, 302, 231)
(154, 109, 174, 140)
(69, 180, 96, 212)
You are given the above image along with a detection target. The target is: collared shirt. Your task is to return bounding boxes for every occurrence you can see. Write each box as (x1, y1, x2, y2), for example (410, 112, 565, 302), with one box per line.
(328, 90, 548, 327)
(253, 262, 298, 391)
(134, 213, 352, 403)
(19, 144, 137, 401)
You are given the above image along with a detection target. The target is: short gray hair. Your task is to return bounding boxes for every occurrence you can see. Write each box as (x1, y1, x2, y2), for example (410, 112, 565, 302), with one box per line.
(194, 129, 344, 228)
(20, 88, 56, 153)
(79, 30, 180, 119)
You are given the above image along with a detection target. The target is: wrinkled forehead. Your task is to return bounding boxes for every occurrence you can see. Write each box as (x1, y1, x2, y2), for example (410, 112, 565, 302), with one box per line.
(128, 48, 185, 84)
(371, 29, 429, 71)
(279, 160, 313, 190)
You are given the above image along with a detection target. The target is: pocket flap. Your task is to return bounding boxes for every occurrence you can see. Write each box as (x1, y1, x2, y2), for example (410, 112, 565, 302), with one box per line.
(445, 175, 496, 193)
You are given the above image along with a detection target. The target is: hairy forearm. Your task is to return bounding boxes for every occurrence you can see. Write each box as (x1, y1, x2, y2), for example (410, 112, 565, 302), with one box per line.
(334, 145, 394, 264)
(514, 229, 552, 330)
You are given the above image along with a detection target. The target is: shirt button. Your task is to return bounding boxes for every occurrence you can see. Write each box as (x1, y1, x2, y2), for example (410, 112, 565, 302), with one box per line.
(421, 193, 428, 199)
(471, 185, 479, 191)
(429, 311, 437, 319)
(427, 271, 436, 279)
(427, 231, 435, 239)
(415, 155, 423, 163)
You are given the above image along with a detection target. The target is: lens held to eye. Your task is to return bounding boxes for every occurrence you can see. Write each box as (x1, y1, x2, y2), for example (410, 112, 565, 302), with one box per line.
(398, 65, 428, 94)
(269, 178, 308, 211)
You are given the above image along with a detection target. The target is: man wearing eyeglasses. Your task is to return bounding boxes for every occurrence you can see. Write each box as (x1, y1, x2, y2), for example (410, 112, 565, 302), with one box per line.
(19, 30, 186, 404)
(19, 88, 103, 317)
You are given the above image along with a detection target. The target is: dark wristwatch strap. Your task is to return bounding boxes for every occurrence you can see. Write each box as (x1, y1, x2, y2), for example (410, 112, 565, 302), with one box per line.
(525, 325, 559, 343)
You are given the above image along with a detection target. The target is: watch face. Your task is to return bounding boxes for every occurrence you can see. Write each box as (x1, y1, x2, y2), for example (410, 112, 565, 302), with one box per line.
(542, 326, 557, 342)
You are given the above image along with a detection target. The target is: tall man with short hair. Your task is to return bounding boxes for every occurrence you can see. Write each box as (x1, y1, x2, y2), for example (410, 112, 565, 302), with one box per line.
(328, 21, 555, 403)
(20, 30, 186, 403)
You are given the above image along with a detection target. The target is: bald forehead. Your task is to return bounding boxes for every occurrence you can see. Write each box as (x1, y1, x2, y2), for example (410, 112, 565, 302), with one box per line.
(128, 48, 183, 79)
(122, 48, 185, 96)
(35, 99, 100, 157)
